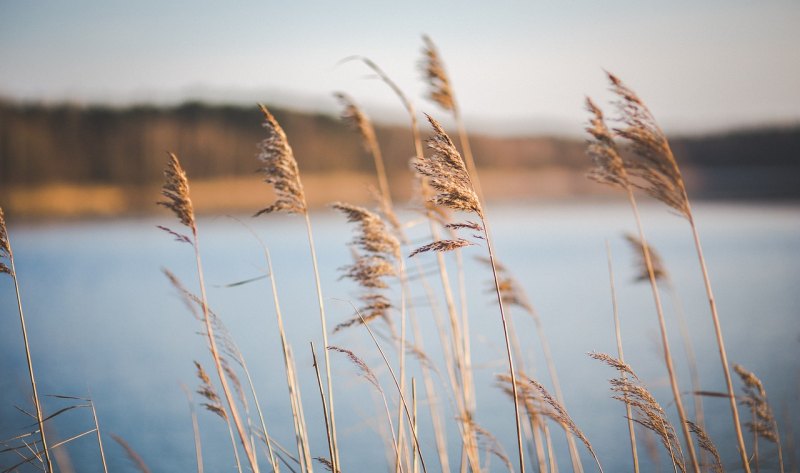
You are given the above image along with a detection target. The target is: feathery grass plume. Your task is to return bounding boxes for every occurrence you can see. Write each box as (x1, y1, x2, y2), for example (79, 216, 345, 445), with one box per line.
(0, 206, 53, 472)
(194, 361, 226, 420)
(111, 434, 152, 473)
(255, 104, 307, 216)
(687, 421, 723, 473)
(419, 35, 455, 112)
(586, 97, 629, 189)
(612, 378, 686, 473)
(0, 208, 12, 275)
(328, 346, 382, 392)
(586, 92, 700, 472)
(593, 353, 686, 473)
(414, 115, 481, 217)
(526, 377, 604, 473)
(316, 457, 335, 472)
(476, 256, 534, 314)
(606, 72, 690, 217)
(588, 352, 639, 380)
(335, 92, 379, 154)
(333, 202, 401, 258)
(624, 233, 667, 282)
(409, 238, 472, 258)
(195, 360, 244, 473)
(469, 420, 514, 473)
(256, 103, 340, 471)
(158, 152, 195, 235)
(735, 364, 784, 472)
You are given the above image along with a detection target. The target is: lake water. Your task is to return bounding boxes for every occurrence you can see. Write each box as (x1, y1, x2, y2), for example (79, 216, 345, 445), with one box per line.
(1, 202, 798, 472)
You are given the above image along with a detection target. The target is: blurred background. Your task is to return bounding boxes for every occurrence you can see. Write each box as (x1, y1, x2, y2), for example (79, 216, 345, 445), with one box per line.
(1, 1, 798, 472)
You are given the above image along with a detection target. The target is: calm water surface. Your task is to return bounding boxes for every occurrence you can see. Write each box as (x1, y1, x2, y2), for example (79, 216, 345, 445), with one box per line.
(1, 202, 798, 472)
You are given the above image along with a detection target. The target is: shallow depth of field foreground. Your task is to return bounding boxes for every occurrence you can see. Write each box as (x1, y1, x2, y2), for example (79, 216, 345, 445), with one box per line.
(1, 3, 799, 473)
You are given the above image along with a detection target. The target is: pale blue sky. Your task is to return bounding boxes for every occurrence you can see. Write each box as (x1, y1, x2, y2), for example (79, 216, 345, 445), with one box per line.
(1, 1, 798, 135)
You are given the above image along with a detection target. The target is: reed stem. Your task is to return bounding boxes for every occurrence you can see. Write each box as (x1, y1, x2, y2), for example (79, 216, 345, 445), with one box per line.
(303, 212, 340, 472)
(192, 229, 260, 473)
(7, 233, 53, 473)
(605, 242, 640, 473)
(685, 209, 750, 473)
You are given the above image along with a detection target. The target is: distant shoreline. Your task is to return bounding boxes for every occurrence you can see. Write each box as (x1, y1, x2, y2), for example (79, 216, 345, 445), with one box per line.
(4, 169, 798, 221)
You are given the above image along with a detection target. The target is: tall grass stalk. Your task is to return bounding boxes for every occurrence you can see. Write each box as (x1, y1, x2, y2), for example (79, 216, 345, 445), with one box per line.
(180, 384, 204, 473)
(585, 97, 699, 472)
(412, 116, 524, 473)
(0, 207, 53, 473)
(256, 104, 340, 472)
(159, 153, 260, 472)
(264, 247, 313, 472)
(89, 398, 109, 473)
(605, 242, 640, 473)
(602, 72, 751, 472)
(310, 342, 337, 472)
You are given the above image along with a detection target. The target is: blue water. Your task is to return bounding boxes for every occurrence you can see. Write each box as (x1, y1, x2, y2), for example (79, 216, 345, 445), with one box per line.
(1, 202, 798, 472)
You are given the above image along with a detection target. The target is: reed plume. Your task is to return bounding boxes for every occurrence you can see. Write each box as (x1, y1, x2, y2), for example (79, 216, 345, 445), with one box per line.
(586, 95, 700, 472)
(194, 360, 243, 473)
(735, 364, 784, 472)
(159, 153, 260, 472)
(256, 103, 340, 471)
(686, 421, 723, 473)
(0, 206, 53, 473)
(419, 35, 483, 201)
(526, 377, 603, 473)
(604, 71, 750, 472)
(592, 353, 685, 473)
(111, 434, 152, 473)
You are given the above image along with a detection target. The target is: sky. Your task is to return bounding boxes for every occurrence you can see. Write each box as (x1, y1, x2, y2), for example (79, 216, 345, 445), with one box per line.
(1, 1, 799, 136)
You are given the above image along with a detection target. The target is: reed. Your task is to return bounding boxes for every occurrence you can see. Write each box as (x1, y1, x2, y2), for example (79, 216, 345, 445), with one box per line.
(585, 95, 700, 472)
(411, 114, 524, 473)
(158, 152, 260, 472)
(590, 353, 684, 473)
(256, 104, 341, 472)
(0, 207, 53, 473)
(735, 365, 784, 473)
(603, 71, 750, 472)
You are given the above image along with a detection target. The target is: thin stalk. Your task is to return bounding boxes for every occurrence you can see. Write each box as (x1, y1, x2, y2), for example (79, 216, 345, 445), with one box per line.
(395, 259, 409, 473)
(192, 229, 260, 473)
(605, 242, 640, 473)
(289, 346, 314, 472)
(685, 209, 750, 473)
(225, 415, 244, 473)
(627, 189, 699, 473)
(240, 360, 280, 472)
(310, 342, 336, 472)
(7, 244, 53, 473)
(529, 306, 583, 473)
(480, 216, 525, 473)
(264, 248, 311, 473)
(180, 384, 204, 473)
(664, 279, 707, 466)
(303, 212, 340, 472)
(412, 379, 419, 473)
(89, 399, 109, 473)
